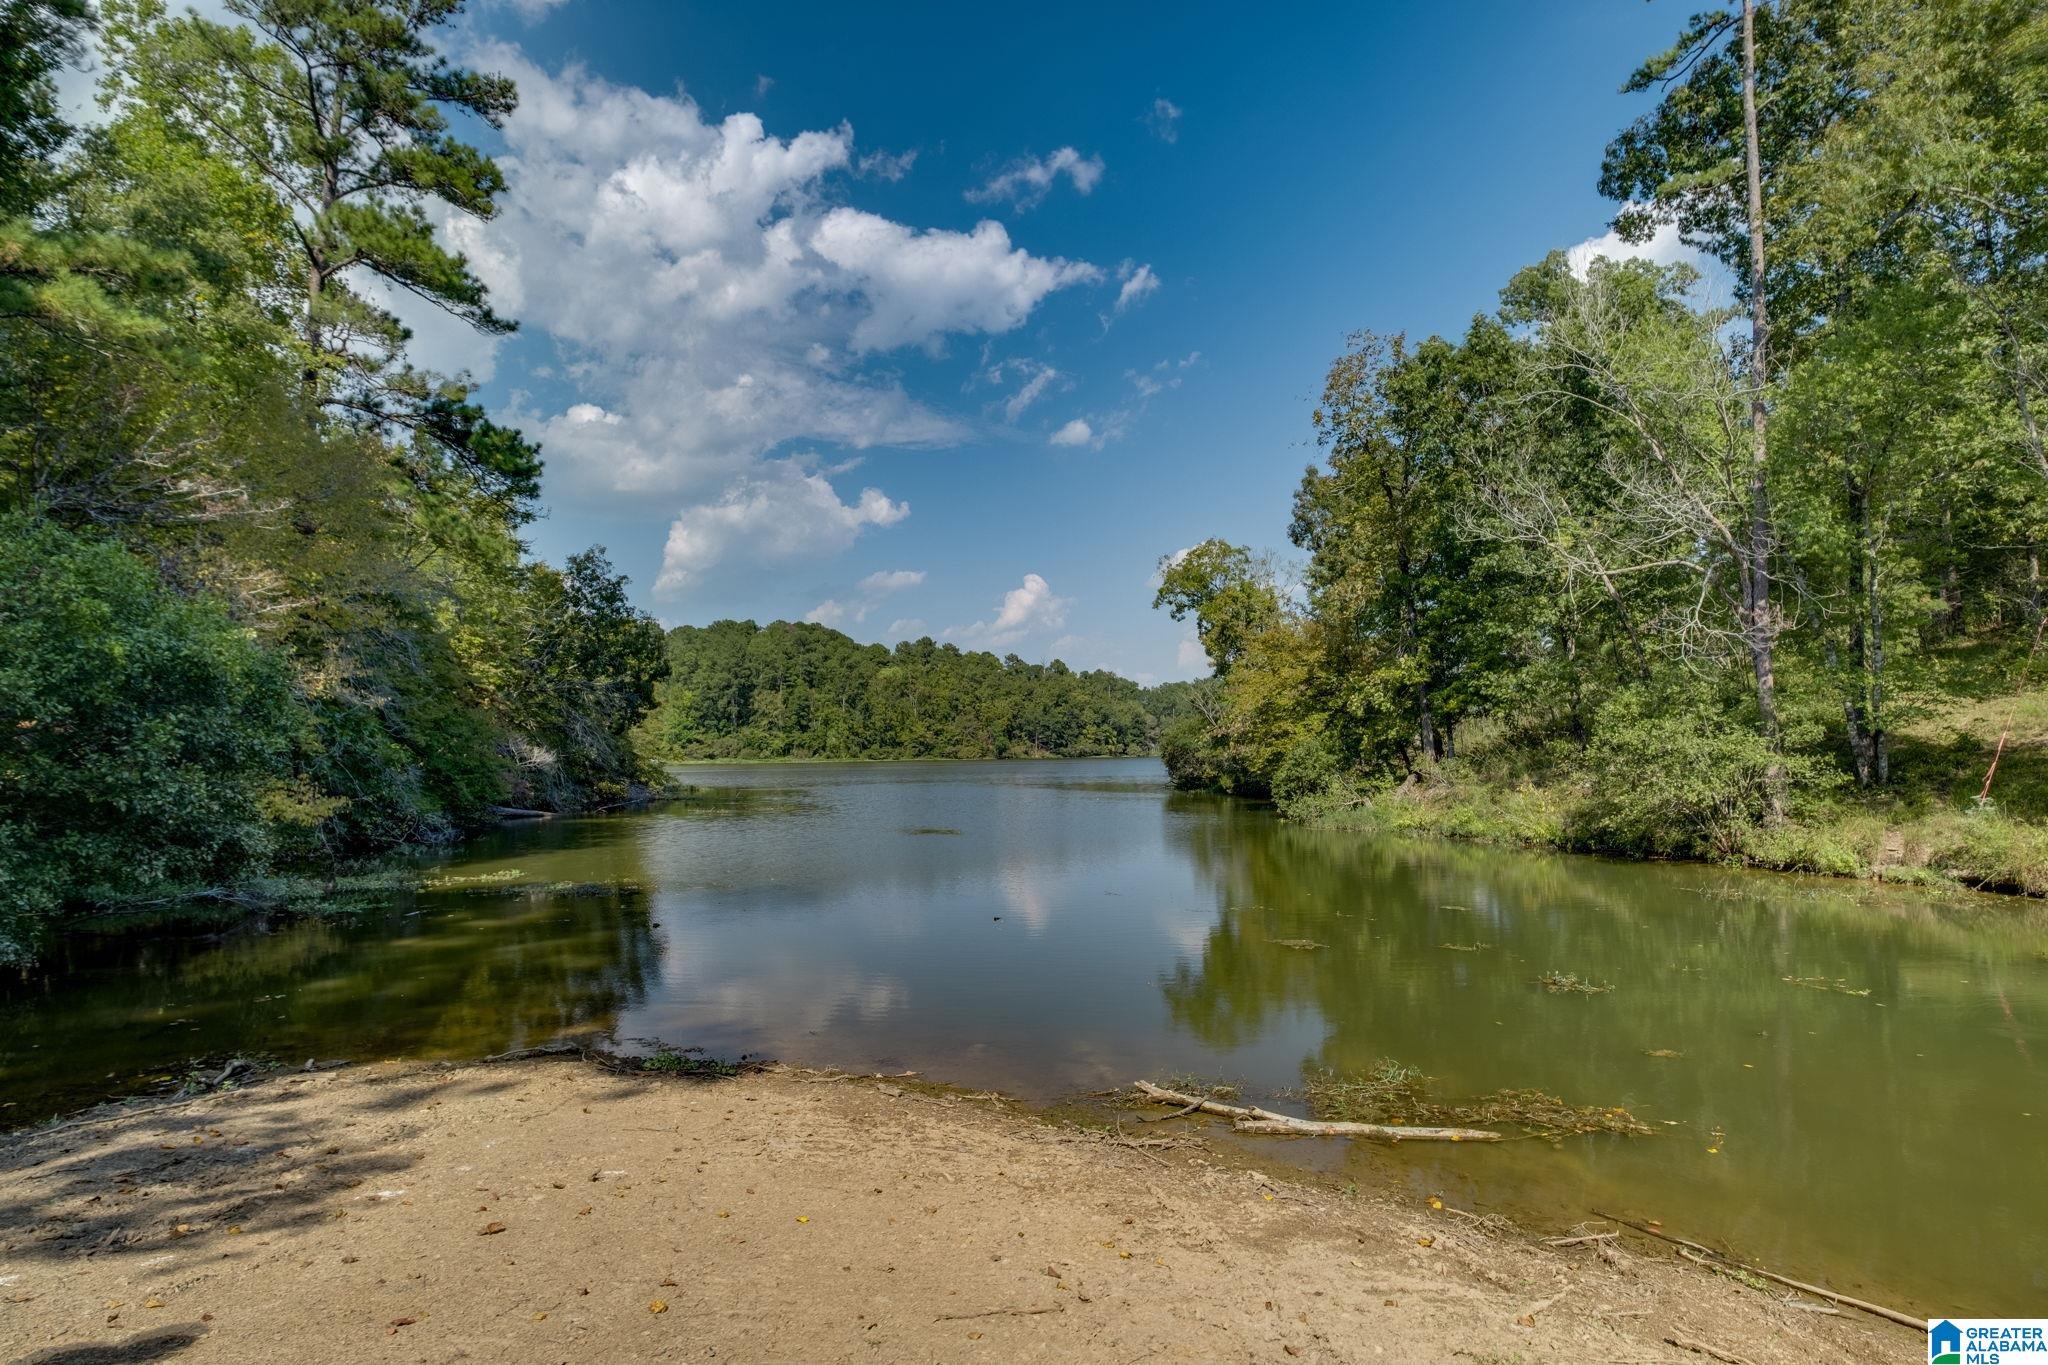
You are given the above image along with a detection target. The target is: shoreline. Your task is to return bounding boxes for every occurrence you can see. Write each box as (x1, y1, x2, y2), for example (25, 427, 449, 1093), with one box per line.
(0, 1053, 1921, 1363)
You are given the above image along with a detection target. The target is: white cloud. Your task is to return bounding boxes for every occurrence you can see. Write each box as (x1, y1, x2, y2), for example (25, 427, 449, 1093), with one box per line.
(860, 569, 925, 593)
(979, 358, 1061, 422)
(1112, 261, 1160, 315)
(502, 0, 573, 21)
(1049, 418, 1093, 448)
(1566, 215, 1699, 280)
(753, 73, 774, 98)
(965, 147, 1105, 211)
(805, 567, 925, 628)
(1176, 630, 1207, 670)
(946, 573, 1071, 649)
(857, 148, 918, 182)
(1144, 98, 1182, 144)
(885, 617, 927, 639)
(656, 459, 909, 594)
(448, 47, 1100, 505)
(811, 210, 1100, 352)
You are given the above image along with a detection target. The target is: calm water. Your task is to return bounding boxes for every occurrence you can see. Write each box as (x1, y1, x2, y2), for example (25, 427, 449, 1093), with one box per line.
(5, 758, 2046, 1313)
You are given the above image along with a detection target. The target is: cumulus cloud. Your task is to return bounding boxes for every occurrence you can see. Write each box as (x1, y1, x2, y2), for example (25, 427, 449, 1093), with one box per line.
(450, 47, 1100, 506)
(946, 573, 1071, 649)
(886, 617, 927, 639)
(1048, 418, 1094, 448)
(965, 147, 1106, 211)
(812, 210, 1100, 352)
(1566, 215, 1700, 280)
(1176, 630, 1207, 670)
(1144, 97, 1182, 144)
(657, 460, 909, 593)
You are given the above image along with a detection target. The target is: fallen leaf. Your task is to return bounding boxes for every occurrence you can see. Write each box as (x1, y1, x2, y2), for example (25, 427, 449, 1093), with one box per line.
(533, 1312, 547, 1321)
(648, 1300, 668, 1314)
(1426, 1196, 1443, 1210)
(479, 1221, 507, 1236)
(1516, 1313, 1536, 1327)
(1416, 1236, 1434, 1248)
(389, 1317, 416, 1328)
(795, 1215, 809, 1224)
(144, 1298, 164, 1309)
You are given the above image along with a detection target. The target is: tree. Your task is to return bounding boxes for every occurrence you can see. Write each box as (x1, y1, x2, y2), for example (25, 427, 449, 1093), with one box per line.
(103, 0, 540, 521)
(0, 513, 299, 959)
(0, 0, 91, 216)
(1152, 539, 1282, 676)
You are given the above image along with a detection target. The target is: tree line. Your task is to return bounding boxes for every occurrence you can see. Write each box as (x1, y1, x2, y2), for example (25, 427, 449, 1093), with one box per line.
(1155, 0, 2048, 889)
(640, 619, 1193, 761)
(0, 0, 667, 960)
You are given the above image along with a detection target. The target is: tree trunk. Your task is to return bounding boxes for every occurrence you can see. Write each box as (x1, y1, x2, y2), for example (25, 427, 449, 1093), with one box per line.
(1740, 0, 1785, 814)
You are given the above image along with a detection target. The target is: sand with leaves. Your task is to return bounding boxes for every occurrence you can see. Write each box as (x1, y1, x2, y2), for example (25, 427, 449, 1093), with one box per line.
(0, 1058, 1916, 1363)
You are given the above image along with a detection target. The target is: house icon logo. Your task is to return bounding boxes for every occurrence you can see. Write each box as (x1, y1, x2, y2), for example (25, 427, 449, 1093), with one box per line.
(1930, 1320, 1962, 1364)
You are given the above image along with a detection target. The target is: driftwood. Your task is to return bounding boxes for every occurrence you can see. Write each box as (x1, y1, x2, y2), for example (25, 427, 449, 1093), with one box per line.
(1593, 1210, 1924, 1331)
(487, 805, 554, 820)
(1664, 1335, 1757, 1365)
(1132, 1081, 1501, 1142)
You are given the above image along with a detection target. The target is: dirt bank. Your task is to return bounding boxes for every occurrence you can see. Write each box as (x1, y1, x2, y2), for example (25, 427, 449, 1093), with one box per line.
(0, 1059, 1917, 1363)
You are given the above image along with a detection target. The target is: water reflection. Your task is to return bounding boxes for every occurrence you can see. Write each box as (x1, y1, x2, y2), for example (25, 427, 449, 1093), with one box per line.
(2, 883, 657, 1112)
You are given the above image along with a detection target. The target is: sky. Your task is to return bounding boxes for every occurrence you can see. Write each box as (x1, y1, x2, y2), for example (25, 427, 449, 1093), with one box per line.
(72, 0, 1703, 684)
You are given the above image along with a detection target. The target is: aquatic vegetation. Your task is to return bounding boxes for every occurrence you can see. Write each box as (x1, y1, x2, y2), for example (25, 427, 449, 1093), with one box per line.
(1304, 1060, 1654, 1139)
(1780, 975, 1873, 998)
(1536, 971, 1613, 995)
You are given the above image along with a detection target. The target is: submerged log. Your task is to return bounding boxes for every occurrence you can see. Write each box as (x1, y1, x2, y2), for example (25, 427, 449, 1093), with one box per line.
(1131, 1080, 1501, 1143)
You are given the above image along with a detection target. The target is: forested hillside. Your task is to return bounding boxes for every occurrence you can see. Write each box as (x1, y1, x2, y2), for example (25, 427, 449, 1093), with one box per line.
(0, 0, 665, 959)
(1154, 0, 2048, 893)
(640, 620, 1193, 760)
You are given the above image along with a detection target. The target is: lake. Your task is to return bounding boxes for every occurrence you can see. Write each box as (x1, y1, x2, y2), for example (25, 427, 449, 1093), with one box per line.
(4, 757, 2044, 1315)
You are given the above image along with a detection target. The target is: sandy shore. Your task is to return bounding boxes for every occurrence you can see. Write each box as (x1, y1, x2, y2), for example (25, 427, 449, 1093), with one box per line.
(0, 1058, 1917, 1363)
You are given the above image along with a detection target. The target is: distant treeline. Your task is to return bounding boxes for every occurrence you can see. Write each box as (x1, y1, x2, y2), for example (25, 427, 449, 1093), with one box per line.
(639, 620, 1196, 761)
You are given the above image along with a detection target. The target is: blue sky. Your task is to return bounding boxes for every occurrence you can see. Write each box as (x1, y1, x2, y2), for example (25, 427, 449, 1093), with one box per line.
(148, 1, 1705, 682)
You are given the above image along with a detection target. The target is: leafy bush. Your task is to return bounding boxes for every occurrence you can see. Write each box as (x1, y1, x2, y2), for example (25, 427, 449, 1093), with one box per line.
(1566, 689, 1831, 858)
(0, 516, 297, 958)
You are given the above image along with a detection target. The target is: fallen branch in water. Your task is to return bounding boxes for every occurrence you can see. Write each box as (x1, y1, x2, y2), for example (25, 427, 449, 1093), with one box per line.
(1593, 1210, 1924, 1331)
(1131, 1081, 1500, 1142)
(1542, 1231, 1619, 1249)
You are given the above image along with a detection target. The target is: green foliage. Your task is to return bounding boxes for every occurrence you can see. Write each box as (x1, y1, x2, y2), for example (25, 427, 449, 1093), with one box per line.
(0, 0, 670, 958)
(0, 0, 90, 215)
(1155, 0, 2048, 892)
(641, 619, 1170, 762)
(1152, 539, 1281, 675)
(1567, 687, 1834, 860)
(0, 515, 297, 959)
